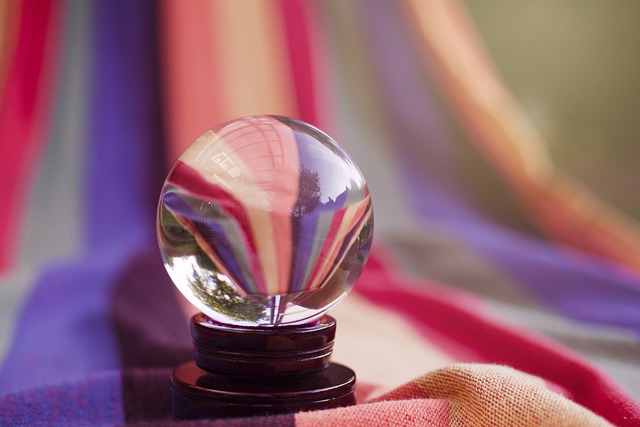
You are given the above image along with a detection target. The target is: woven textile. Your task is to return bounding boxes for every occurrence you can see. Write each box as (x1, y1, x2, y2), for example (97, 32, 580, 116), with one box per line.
(1, 0, 639, 425)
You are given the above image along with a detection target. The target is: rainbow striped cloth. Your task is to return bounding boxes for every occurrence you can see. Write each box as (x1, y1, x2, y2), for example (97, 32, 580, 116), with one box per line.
(1, 1, 639, 425)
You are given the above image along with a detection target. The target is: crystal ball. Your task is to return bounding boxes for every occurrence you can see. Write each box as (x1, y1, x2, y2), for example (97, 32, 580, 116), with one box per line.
(157, 116, 373, 327)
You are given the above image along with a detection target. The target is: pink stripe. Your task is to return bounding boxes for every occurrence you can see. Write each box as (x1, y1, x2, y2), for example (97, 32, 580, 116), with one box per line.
(296, 398, 450, 426)
(0, 0, 61, 272)
(279, 0, 317, 125)
(357, 247, 640, 425)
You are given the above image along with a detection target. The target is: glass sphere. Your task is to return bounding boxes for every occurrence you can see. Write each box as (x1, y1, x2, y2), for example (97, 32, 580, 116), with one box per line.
(157, 116, 373, 327)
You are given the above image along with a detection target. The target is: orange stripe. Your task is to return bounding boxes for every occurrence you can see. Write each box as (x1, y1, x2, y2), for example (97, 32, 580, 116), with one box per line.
(403, 0, 640, 271)
(160, 0, 223, 162)
(162, 1, 300, 294)
(212, 0, 297, 120)
(0, 0, 20, 101)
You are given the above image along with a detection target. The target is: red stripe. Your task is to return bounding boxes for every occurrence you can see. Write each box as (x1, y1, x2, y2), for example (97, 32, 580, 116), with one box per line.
(0, 0, 61, 272)
(279, 0, 317, 125)
(356, 247, 640, 425)
(167, 161, 265, 289)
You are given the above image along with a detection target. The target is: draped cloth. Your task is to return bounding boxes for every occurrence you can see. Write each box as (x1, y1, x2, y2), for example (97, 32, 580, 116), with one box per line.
(0, 1, 638, 425)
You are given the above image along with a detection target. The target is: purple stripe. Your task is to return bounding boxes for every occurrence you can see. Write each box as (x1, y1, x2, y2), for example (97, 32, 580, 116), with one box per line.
(88, 0, 197, 423)
(0, 0, 189, 412)
(290, 212, 320, 292)
(0, 252, 126, 393)
(0, 0, 124, 393)
(358, 0, 538, 234)
(359, 0, 640, 333)
(465, 223, 640, 333)
(357, 0, 476, 221)
(86, 0, 166, 251)
(289, 129, 328, 292)
(0, 367, 298, 424)
(0, 370, 124, 425)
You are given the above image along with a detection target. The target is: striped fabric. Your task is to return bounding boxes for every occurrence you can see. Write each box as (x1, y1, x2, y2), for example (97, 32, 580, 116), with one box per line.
(0, 0, 639, 425)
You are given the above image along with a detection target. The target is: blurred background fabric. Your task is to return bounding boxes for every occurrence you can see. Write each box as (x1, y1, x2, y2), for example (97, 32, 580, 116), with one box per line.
(0, 0, 639, 425)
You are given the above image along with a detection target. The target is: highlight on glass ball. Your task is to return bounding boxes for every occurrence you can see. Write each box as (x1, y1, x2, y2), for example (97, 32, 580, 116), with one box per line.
(157, 115, 373, 327)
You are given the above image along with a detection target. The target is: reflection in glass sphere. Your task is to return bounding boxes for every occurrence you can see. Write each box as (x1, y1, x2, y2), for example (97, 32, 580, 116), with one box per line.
(158, 116, 373, 327)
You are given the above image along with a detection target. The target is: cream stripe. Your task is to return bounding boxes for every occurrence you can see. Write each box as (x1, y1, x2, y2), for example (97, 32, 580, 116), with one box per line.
(212, 0, 296, 119)
(321, 0, 414, 238)
(331, 292, 453, 392)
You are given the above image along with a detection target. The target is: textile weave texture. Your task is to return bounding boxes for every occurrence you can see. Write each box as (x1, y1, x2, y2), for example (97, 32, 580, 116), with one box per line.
(1, 0, 639, 425)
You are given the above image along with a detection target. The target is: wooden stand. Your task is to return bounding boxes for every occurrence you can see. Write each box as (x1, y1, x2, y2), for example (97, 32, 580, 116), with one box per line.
(171, 313, 356, 419)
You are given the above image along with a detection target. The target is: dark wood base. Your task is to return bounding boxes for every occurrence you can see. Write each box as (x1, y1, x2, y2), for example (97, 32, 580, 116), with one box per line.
(171, 360, 356, 419)
(171, 313, 357, 419)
